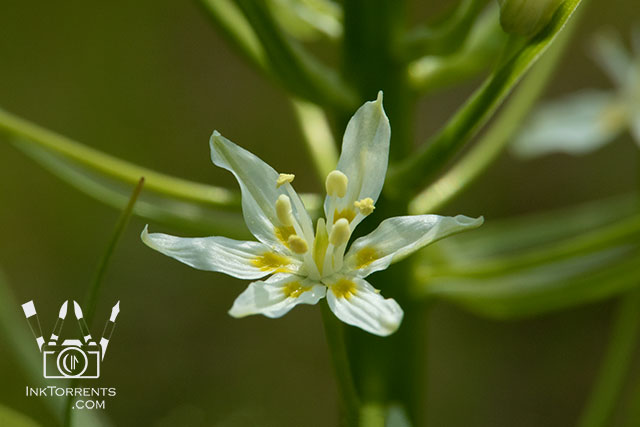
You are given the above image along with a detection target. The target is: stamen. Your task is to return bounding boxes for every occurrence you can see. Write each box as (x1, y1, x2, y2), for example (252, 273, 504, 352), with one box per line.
(275, 195, 294, 226)
(354, 198, 375, 215)
(276, 173, 295, 188)
(287, 235, 308, 254)
(325, 170, 348, 197)
(329, 218, 350, 246)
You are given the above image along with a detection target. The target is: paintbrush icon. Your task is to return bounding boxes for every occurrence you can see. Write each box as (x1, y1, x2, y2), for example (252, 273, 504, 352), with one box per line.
(48, 300, 68, 345)
(73, 300, 97, 346)
(100, 301, 120, 360)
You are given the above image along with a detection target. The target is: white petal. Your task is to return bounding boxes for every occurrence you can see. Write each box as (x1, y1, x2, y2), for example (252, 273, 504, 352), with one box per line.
(210, 131, 313, 249)
(324, 92, 390, 219)
(141, 226, 299, 279)
(344, 215, 483, 277)
(591, 31, 632, 87)
(229, 273, 326, 318)
(511, 90, 626, 158)
(325, 276, 403, 336)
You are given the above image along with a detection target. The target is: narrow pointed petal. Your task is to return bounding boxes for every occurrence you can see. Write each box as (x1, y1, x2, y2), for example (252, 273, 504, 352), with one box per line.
(210, 131, 313, 249)
(511, 90, 626, 158)
(229, 273, 326, 318)
(345, 215, 483, 278)
(324, 92, 390, 220)
(591, 31, 632, 87)
(142, 226, 300, 279)
(326, 276, 403, 336)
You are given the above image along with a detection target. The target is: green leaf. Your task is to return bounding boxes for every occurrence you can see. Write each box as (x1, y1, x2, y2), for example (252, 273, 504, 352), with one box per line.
(229, 0, 357, 111)
(407, 3, 506, 93)
(387, 0, 585, 197)
(266, 0, 342, 41)
(15, 141, 250, 238)
(0, 108, 322, 238)
(412, 197, 640, 319)
(420, 248, 640, 320)
(402, 0, 488, 59)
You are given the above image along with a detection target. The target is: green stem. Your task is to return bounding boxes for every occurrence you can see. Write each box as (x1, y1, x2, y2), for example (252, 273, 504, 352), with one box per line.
(577, 290, 640, 427)
(321, 302, 361, 427)
(409, 3, 576, 213)
(62, 178, 144, 427)
(386, 0, 585, 198)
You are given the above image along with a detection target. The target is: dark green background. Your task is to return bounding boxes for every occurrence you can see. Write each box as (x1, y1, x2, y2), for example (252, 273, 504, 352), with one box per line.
(0, 1, 638, 426)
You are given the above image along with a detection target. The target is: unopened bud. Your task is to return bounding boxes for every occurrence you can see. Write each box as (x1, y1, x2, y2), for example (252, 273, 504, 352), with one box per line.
(497, 0, 564, 37)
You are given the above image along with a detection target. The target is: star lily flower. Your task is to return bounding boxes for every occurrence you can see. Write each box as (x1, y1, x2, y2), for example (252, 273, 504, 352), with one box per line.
(142, 93, 483, 336)
(512, 29, 640, 157)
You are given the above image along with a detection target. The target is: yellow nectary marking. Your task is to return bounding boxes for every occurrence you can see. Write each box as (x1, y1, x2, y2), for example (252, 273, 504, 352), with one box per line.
(334, 208, 356, 223)
(275, 225, 296, 247)
(355, 247, 378, 269)
(331, 278, 357, 299)
(251, 252, 292, 272)
(282, 281, 311, 298)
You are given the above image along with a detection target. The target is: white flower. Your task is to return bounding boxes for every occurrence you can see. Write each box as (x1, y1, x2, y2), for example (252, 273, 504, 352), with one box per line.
(142, 93, 483, 336)
(512, 29, 640, 157)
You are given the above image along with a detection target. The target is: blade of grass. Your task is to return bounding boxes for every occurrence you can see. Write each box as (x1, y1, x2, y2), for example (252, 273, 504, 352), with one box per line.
(62, 179, 144, 427)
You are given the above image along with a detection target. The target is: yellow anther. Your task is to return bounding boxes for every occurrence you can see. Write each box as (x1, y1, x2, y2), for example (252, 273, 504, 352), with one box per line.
(275, 195, 294, 226)
(354, 198, 375, 215)
(287, 235, 308, 254)
(329, 218, 350, 246)
(276, 173, 295, 188)
(325, 170, 348, 198)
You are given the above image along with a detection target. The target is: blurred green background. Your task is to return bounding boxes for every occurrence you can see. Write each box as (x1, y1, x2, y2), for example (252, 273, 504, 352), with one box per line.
(0, 1, 638, 426)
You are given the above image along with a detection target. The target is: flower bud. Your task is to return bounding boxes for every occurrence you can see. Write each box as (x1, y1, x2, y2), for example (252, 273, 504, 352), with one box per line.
(497, 0, 564, 37)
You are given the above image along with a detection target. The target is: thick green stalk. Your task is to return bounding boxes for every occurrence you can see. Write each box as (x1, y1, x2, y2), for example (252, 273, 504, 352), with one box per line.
(321, 302, 361, 427)
(342, 0, 413, 162)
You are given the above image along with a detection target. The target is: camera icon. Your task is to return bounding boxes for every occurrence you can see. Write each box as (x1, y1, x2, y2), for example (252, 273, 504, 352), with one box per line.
(43, 339, 101, 379)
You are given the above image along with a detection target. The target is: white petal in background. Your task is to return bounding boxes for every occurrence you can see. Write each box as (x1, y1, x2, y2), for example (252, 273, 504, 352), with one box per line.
(210, 131, 313, 248)
(326, 276, 403, 336)
(229, 273, 326, 318)
(344, 215, 484, 278)
(325, 92, 390, 217)
(591, 31, 633, 87)
(511, 90, 627, 158)
(141, 226, 297, 279)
